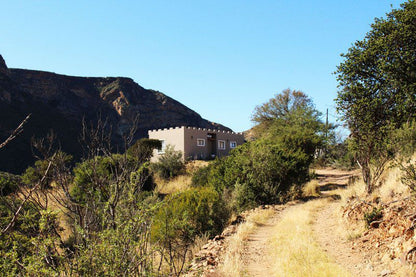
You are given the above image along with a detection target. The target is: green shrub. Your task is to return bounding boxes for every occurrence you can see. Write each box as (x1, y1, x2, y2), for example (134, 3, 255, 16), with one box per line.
(191, 161, 214, 187)
(0, 198, 60, 275)
(195, 139, 311, 212)
(151, 145, 184, 179)
(21, 151, 72, 189)
(0, 172, 20, 196)
(400, 162, 416, 193)
(364, 207, 383, 228)
(127, 138, 161, 164)
(151, 187, 229, 275)
(70, 204, 155, 276)
(152, 187, 229, 243)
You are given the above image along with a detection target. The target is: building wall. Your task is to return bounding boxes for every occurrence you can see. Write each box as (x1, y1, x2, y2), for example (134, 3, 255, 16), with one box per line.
(183, 127, 245, 159)
(148, 126, 245, 161)
(148, 126, 185, 161)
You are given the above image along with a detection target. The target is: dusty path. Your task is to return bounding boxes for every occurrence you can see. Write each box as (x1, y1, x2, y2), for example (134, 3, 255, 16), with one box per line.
(312, 169, 400, 276)
(239, 169, 357, 276)
(208, 168, 406, 276)
(314, 201, 381, 276)
(240, 208, 287, 276)
(313, 169, 382, 277)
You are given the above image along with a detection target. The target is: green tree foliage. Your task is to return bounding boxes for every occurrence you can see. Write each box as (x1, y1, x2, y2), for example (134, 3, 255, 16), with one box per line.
(127, 138, 161, 164)
(335, 1, 416, 193)
(252, 88, 324, 139)
(151, 145, 185, 179)
(192, 89, 324, 212)
(193, 139, 311, 212)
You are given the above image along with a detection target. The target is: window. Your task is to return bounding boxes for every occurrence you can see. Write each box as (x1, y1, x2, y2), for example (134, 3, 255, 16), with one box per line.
(158, 140, 166, 154)
(230, 141, 237, 148)
(218, 140, 226, 150)
(197, 138, 205, 147)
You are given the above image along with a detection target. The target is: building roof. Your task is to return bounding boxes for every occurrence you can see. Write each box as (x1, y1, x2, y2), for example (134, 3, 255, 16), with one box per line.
(148, 126, 243, 135)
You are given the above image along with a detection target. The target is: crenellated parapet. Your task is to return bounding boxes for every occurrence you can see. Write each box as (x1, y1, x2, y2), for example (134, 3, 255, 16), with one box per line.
(148, 126, 243, 135)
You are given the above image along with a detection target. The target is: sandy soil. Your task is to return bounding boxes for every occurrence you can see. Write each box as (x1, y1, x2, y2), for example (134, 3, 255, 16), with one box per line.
(313, 169, 411, 277)
(240, 208, 287, 276)
(314, 201, 384, 276)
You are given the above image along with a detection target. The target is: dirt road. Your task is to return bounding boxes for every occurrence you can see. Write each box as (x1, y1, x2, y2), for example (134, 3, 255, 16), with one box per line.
(239, 168, 398, 276)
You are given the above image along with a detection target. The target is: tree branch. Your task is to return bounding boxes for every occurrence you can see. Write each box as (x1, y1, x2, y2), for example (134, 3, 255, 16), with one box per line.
(1, 158, 53, 234)
(0, 114, 31, 149)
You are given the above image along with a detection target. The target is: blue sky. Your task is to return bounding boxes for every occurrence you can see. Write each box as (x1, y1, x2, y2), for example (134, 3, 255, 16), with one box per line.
(0, 0, 405, 133)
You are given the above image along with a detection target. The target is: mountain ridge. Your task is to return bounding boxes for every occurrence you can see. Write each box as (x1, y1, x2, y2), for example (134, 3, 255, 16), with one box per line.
(0, 55, 231, 173)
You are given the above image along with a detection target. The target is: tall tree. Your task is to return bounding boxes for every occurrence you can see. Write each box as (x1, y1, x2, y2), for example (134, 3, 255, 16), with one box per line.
(335, 0, 416, 193)
(251, 89, 326, 162)
(251, 89, 323, 137)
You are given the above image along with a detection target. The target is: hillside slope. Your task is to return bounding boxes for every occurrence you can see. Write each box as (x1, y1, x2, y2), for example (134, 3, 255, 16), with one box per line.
(0, 55, 230, 173)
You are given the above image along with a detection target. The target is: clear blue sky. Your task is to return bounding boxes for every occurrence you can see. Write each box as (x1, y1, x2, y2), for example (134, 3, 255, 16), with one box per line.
(0, 0, 405, 133)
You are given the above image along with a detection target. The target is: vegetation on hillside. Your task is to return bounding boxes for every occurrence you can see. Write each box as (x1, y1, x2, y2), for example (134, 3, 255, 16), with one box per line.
(191, 89, 327, 212)
(0, 87, 327, 275)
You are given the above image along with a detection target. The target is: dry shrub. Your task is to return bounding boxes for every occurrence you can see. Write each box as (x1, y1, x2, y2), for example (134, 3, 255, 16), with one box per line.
(186, 160, 210, 174)
(377, 165, 410, 202)
(155, 174, 192, 194)
(302, 180, 320, 198)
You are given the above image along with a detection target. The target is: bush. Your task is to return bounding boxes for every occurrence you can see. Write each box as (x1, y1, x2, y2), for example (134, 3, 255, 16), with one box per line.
(69, 154, 155, 234)
(151, 187, 229, 275)
(392, 121, 416, 193)
(151, 145, 184, 179)
(194, 139, 311, 212)
(152, 187, 229, 242)
(0, 198, 60, 275)
(364, 207, 383, 228)
(0, 172, 20, 196)
(191, 162, 214, 187)
(126, 138, 161, 164)
(21, 151, 72, 189)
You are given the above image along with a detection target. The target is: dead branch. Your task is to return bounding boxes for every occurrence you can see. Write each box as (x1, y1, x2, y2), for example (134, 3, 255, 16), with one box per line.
(0, 114, 31, 149)
(1, 158, 53, 234)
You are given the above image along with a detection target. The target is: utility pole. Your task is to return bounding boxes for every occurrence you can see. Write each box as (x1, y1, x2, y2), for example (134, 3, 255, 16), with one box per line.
(325, 108, 328, 139)
(325, 108, 329, 157)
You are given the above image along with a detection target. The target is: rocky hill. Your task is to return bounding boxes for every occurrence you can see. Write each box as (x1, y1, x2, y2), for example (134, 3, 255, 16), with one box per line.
(0, 55, 230, 173)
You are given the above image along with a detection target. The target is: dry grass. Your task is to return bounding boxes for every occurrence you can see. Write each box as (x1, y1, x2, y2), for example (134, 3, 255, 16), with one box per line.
(338, 161, 411, 205)
(218, 208, 275, 276)
(338, 175, 366, 205)
(185, 160, 210, 173)
(268, 200, 351, 277)
(154, 160, 210, 194)
(155, 174, 192, 194)
(376, 165, 410, 202)
(188, 233, 210, 260)
(302, 180, 320, 198)
(17, 184, 73, 240)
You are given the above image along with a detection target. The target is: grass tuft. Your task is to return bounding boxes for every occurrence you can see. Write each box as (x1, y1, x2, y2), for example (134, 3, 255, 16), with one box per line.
(302, 180, 320, 198)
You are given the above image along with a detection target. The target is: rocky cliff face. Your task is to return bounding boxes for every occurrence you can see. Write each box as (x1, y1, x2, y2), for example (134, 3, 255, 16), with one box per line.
(0, 55, 230, 173)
